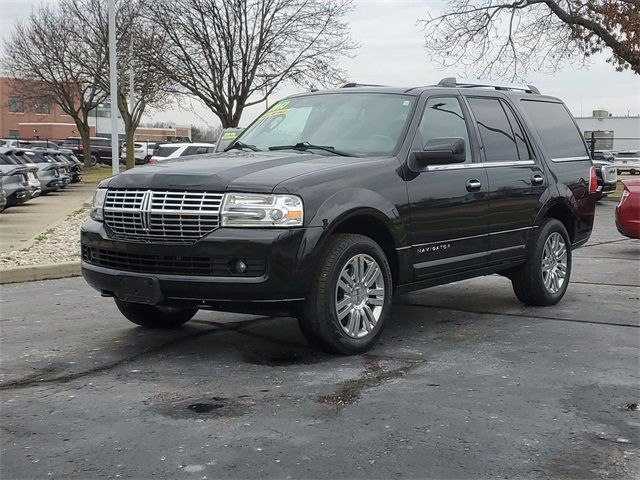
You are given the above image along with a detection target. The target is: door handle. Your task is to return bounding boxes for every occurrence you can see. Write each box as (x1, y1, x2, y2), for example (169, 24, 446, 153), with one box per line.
(466, 179, 482, 191)
(531, 174, 544, 185)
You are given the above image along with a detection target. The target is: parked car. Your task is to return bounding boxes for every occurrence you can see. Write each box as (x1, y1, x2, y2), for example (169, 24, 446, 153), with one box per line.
(593, 150, 615, 162)
(616, 179, 640, 239)
(614, 151, 640, 175)
(7, 149, 66, 194)
(0, 148, 41, 199)
(0, 139, 19, 148)
(122, 141, 155, 165)
(61, 137, 121, 166)
(215, 128, 245, 152)
(148, 142, 217, 163)
(592, 159, 617, 200)
(0, 153, 31, 207)
(0, 176, 7, 212)
(81, 78, 597, 354)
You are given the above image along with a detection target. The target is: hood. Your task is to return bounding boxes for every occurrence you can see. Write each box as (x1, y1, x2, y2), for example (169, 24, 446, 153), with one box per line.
(106, 150, 364, 192)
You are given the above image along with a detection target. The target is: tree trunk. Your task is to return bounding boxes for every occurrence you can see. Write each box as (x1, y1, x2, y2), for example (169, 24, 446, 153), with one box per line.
(77, 121, 93, 168)
(124, 124, 136, 170)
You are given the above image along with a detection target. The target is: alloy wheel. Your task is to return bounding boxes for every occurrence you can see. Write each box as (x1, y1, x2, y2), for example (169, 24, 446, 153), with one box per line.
(541, 232, 567, 294)
(335, 254, 385, 339)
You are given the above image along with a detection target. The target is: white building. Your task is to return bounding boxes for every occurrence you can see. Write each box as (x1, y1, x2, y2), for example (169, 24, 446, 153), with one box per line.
(575, 110, 640, 152)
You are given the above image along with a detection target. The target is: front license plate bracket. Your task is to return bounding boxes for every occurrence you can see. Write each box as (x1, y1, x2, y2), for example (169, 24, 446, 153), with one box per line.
(116, 275, 163, 305)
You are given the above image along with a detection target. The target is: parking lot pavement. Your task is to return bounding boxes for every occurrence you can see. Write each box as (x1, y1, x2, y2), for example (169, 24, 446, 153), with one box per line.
(0, 183, 97, 253)
(1, 203, 638, 479)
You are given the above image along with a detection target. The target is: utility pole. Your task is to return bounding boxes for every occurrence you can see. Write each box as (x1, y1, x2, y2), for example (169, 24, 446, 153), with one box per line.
(108, 0, 119, 175)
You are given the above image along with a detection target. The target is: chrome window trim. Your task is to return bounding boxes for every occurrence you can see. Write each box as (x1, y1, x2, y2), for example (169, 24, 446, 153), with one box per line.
(426, 160, 535, 171)
(550, 156, 590, 162)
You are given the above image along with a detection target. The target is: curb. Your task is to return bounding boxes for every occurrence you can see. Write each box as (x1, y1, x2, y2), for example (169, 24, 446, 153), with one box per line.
(0, 262, 81, 285)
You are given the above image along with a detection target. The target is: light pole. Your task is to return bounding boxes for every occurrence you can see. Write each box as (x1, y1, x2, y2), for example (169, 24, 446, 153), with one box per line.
(108, 0, 119, 175)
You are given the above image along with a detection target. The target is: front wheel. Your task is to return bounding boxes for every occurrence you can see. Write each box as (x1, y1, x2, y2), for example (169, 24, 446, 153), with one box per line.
(298, 234, 393, 355)
(115, 299, 197, 329)
(511, 219, 572, 306)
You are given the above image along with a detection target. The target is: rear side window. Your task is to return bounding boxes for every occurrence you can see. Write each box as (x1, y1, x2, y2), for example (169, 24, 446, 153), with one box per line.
(520, 100, 588, 160)
(155, 146, 179, 157)
(181, 146, 209, 156)
(92, 139, 110, 147)
(468, 97, 525, 161)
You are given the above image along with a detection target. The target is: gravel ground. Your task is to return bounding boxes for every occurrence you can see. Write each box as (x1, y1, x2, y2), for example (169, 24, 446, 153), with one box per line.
(0, 207, 87, 268)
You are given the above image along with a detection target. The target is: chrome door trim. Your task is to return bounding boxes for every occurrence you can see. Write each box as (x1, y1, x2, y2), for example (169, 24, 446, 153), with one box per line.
(550, 156, 590, 162)
(426, 160, 535, 171)
(400, 226, 535, 251)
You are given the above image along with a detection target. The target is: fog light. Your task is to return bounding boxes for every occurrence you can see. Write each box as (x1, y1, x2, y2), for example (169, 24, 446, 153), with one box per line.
(235, 259, 247, 274)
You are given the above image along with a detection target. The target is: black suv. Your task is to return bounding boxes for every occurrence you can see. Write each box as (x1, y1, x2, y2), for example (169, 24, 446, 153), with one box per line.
(62, 137, 120, 166)
(82, 78, 597, 354)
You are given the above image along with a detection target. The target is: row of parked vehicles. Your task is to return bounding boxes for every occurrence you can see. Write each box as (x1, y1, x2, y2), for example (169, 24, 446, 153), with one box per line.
(0, 140, 82, 212)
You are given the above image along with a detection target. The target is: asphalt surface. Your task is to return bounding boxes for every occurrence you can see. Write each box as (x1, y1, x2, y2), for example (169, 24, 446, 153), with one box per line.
(0, 182, 97, 253)
(1, 202, 638, 479)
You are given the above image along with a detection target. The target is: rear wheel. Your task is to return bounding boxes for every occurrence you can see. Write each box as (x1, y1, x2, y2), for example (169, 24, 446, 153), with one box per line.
(298, 234, 392, 354)
(511, 219, 571, 306)
(89, 154, 98, 167)
(115, 299, 197, 329)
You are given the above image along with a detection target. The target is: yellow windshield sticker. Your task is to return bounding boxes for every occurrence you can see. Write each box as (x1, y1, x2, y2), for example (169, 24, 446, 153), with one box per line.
(222, 132, 238, 139)
(261, 108, 289, 119)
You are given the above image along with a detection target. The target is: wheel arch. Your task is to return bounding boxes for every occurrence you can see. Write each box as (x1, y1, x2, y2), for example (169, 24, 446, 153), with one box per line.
(537, 200, 576, 242)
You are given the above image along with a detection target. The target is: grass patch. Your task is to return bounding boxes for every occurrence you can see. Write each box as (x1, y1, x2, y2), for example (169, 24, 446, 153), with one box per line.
(67, 208, 87, 219)
(34, 228, 55, 242)
(81, 165, 115, 184)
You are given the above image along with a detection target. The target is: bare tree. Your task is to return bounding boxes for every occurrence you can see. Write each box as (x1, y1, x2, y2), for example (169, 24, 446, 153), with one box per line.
(2, 4, 107, 167)
(64, 0, 174, 169)
(420, 0, 639, 80)
(143, 0, 357, 128)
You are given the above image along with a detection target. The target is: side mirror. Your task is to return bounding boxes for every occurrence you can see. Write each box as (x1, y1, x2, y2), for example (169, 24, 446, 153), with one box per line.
(412, 137, 466, 167)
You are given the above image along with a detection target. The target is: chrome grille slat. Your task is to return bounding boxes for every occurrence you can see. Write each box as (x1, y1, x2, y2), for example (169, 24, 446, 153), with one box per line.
(104, 189, 223, 243)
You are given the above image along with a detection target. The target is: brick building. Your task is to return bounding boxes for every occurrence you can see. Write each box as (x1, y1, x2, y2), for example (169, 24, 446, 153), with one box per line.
(0, 77, 191, 142)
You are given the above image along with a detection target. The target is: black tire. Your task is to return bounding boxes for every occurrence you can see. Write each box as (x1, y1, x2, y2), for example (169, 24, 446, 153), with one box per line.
(114, 299, 197, 329)
(511, 218, 572, 306)
(298, 233, 393, 355)
(89, 155, 98, 167)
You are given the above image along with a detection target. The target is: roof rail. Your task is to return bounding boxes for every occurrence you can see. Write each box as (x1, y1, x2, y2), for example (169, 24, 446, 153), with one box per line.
(437, 77, 540, 94)
(341, 83, 388, 88)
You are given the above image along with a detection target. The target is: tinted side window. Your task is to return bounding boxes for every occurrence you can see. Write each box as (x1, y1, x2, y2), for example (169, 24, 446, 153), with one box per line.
(155, 146, 179, 157)
(181, 146, 205, 156)
(468, 97, 519, 162)
(520, 100, 588, 159)
(501, 101, 531, 160)
(415, 97, 472, 162)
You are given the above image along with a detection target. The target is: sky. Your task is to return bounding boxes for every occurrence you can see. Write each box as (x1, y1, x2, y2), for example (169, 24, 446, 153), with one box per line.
(2, 0, 639, 129)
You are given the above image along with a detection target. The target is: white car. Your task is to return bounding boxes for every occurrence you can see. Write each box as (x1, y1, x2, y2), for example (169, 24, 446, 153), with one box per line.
(148, 143, 217, 163)
(614, 151, 640, 175)
(122, 141, 155, 164)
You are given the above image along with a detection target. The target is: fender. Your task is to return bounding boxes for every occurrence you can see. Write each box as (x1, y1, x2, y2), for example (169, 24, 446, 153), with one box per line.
(295, 188, 409, 285)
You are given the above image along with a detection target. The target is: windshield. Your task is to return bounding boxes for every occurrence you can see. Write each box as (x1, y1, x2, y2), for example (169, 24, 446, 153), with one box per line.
(238, 93, 414, 156)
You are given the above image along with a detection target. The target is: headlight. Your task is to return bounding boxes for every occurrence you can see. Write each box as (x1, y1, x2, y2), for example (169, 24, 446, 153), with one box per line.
(90, 188, 107, 221)
(221, 193, 303, 227)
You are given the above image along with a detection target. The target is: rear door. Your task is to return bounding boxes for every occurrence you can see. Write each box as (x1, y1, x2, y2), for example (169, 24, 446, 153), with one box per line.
(405, 95, 490, 278)
(465, 95, 546, 263)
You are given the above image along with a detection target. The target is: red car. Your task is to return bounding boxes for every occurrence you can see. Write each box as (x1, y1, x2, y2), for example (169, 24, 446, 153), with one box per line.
(616, 179, 640, 239)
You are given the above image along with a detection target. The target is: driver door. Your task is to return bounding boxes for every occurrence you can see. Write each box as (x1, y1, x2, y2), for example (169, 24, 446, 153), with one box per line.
(405, 95, 490, 279)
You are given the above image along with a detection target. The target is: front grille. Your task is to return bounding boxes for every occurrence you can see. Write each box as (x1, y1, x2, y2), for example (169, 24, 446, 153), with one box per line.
(104, 189, 224, 243)
(82, 246, 265, 277)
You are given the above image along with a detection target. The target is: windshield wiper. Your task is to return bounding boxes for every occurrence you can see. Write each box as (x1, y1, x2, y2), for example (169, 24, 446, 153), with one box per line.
(268, 142, 355, 157)
(225, 141, 261, 152)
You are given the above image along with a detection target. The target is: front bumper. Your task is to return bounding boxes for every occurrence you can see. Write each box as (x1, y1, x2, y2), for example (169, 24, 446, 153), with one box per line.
(81, 219, 318, 306)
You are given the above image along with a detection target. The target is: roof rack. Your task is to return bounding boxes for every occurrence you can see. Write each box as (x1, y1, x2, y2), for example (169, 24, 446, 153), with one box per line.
(437, 77, 540, 94)
(341, 83, 388, 88)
